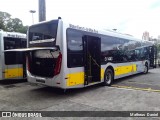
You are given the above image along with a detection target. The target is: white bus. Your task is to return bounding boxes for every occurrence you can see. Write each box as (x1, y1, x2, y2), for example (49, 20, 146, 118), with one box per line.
(0, 29, 26, 80)
(5, 18, 155, 89)
(157, 52, 160, 67)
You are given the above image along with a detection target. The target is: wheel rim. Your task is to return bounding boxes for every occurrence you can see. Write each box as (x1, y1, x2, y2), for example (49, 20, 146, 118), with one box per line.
(106, 72, 112, 84)
(144, 65, 148, 73)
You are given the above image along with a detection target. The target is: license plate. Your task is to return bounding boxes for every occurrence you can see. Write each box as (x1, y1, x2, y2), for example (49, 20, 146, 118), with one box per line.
(36, 79, 45, 83)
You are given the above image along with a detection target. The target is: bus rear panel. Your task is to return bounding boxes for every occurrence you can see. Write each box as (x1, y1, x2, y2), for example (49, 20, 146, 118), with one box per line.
(0, 30, 26, 80)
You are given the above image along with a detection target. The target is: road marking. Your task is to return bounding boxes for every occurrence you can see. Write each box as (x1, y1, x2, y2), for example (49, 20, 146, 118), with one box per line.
(126, 81, 160, 87)
(111, 85, 160, 93)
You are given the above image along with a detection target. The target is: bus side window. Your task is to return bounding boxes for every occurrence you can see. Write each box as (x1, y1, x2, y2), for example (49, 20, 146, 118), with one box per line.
(67, 29, 83, 68)
(142, 48, 149, 60)
(101, 36, 127, 63)
(127, 50, 136, 61)
(135, 49, 141, 60)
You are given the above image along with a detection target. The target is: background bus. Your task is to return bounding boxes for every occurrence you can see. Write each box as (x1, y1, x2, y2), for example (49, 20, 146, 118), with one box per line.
(0, 30, 26, 80)
(157, 52, 160, 67)
(134, 45, 157, 68)
(5, 18, 157, 89)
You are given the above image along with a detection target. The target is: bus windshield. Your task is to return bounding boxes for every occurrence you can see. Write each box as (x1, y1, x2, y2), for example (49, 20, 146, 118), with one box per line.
(29, 20, 58, 47)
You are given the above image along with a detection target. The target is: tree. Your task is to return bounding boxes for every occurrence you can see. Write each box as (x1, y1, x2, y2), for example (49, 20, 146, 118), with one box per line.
(0, 11, 11, 31)
(0, 11, 28, 33)
(157, 44, 160, 52)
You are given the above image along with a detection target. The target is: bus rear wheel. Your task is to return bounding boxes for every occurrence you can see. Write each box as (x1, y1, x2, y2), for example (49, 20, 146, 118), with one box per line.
(143, 63, 148, 74)
(103, 69, 113, 86)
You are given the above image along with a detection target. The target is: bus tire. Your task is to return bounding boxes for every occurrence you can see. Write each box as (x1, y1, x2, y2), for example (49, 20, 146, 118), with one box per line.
(158, 60, 160, 67)
(103, 69, 114, 86)
(143, 63, 148, 74)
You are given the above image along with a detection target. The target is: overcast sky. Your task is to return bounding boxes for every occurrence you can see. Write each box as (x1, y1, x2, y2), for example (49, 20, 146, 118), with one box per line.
(0, 0, 160, 39)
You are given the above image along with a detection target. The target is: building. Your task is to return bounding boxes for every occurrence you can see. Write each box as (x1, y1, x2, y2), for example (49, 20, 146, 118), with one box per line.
(142, 31, 150, 41)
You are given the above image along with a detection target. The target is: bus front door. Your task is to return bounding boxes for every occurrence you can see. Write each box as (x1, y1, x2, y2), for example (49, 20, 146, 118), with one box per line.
(149, 46, 157, 68)
(83, 35, 101, 85)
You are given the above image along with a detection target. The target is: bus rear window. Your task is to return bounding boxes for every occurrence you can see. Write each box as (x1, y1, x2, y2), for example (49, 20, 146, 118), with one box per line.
(5, 52, 24, 65)
(4, 37, 26, 65)
(29, 20, 58, 44)
(4, 37, 26, 50)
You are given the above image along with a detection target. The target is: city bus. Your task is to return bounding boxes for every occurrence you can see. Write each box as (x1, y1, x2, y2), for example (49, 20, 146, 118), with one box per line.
(0, 29, 26, 80)
(157, 52, 160, 67)
(5, 18, 155, 89)
(134, 45, 157, 68)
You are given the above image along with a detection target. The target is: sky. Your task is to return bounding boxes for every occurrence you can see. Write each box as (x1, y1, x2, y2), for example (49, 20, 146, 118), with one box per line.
(0, 0, 160, 39)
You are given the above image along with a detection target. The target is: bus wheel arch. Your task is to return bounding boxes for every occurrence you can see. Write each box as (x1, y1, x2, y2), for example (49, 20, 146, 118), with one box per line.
(144, 62, 149, 74)
(103, 66, 114, 86)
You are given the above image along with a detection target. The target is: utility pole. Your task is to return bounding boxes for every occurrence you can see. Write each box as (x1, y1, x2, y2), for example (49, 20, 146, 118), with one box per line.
(39, 0, 46, 22)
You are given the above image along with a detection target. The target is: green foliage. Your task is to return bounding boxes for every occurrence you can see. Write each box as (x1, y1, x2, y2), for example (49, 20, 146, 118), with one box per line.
(157, 44, 160, 52)
(0, 11, 28, 34)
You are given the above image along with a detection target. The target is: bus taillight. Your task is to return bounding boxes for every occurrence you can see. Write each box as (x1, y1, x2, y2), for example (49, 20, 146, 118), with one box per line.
(54, 53, 62, 75)
(26, 56, 30, 72)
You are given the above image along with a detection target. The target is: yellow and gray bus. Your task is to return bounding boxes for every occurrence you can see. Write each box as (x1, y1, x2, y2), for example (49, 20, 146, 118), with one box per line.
(0, 29, 26, 80)
(157, 52, 160, 67)
(5, 18, 156, 89)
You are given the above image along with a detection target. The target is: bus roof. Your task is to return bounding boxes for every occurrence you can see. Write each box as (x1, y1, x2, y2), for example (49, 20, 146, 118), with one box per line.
(29, 18, 153, 45)
(60, 19, 145, 42)
(0, 30, 26, 39)
(67, 23, 142, 41)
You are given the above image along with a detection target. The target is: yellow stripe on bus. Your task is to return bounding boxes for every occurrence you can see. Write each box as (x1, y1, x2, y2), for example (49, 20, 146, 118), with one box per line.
(67, 69, 105, 87)
(66, 72, 84, 86)
(5, 68, 23, 79)
(114, 64, 136, 76)
(101, 69, 105, 80)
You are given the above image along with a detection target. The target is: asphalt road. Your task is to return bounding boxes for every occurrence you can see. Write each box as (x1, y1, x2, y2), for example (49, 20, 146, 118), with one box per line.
(0, 68, 160, 120)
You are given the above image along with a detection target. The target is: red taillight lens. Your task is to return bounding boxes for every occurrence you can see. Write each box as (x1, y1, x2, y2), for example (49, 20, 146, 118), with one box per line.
(26, 56, 30, 72)
(54, 53, 62, 75)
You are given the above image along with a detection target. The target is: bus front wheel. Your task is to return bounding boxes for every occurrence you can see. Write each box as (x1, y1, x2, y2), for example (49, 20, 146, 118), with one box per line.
(103, 69, 113, 86)
(143, 63, 148, 74)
